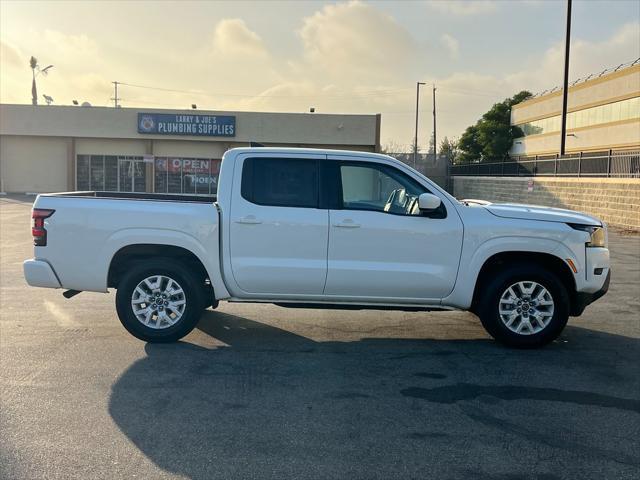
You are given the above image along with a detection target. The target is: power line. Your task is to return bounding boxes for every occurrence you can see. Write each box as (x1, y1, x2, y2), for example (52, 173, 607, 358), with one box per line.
(114, 79, 506, 108)
(117, 81, 413, 99)
(437, 86, 504, 98)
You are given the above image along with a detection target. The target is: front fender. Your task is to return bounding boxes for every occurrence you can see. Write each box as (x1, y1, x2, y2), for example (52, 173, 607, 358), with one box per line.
(443, 236, 577, 310)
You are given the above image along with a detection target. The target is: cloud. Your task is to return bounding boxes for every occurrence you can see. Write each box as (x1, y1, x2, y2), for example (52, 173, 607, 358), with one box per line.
(43, 29, 99, 59)
(505, 21, 640, 95)
(70, 73, 112, 97)
(298, 0, 417, 81)
(212, 19, 268, 58)
(415, 21, 640, 149)
(228, 81, 318, 112)
(426, 1, 498, 16)
(441, 33, 459, 58)
(0, 40, 24, 68)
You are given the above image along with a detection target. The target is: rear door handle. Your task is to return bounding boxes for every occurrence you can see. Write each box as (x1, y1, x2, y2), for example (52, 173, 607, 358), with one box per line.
(236, 215, 262, 225)
(333, 220, 360, 228)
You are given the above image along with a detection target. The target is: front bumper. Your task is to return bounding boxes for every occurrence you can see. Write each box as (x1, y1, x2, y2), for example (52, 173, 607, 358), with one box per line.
(23, 259, 61, 288)
(571, 269, 610, 316)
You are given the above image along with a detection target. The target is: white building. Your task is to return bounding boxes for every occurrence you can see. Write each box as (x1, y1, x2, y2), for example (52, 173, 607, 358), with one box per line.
(510, 62, 639, 156)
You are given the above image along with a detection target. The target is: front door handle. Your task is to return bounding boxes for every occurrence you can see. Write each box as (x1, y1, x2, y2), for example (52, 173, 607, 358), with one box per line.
(333, 219, 360, 228)
(236, 215, 262, 225)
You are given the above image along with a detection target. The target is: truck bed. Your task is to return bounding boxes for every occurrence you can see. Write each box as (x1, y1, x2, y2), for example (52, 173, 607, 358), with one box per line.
(30, 191, 220, 292)
(40, 191, 217, 203)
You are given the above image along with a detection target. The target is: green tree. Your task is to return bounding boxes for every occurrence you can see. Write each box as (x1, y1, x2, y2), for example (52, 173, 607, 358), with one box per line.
(439, 136, 458, 162)
(427, 132, 435, 155)
(457, 125, 482, 164)
(456, 90, 532, 163)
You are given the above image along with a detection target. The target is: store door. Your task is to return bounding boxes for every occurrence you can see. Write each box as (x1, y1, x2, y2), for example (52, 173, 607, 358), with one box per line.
(118, 158, 147, 192)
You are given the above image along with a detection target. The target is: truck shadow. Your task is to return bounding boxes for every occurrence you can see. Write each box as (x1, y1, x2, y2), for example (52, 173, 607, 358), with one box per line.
(108, 310, 640, 480)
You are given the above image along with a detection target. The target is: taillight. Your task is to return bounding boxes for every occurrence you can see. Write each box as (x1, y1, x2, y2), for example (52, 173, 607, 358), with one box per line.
(32, 209, 55, 246)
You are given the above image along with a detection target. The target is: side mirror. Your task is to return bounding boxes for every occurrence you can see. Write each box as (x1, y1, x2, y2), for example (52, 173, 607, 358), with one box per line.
(418, 193, 442, 211)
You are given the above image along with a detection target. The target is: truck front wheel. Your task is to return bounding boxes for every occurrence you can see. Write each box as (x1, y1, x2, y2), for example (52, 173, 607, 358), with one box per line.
(477, 264, 570, 348)
(115, 259, 205, 342)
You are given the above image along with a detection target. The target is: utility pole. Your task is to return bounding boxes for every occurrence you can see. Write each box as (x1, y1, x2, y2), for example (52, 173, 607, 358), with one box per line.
(560, 0, 572, 156)
(414, 81, 426, 168)
(111, 81, 121, 108)
(432, 84, 437, 159)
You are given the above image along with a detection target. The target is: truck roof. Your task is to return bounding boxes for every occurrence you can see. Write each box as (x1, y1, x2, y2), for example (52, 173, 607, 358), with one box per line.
(224, 147, 396, 162)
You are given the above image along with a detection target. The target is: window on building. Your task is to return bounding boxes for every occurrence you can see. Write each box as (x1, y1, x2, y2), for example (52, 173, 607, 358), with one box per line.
(76, 155, 90, 190)
(153, 157, 220, 195)
(77, 155, 219, 194)
(76, 155, 146, 192)
(241, 157, 318, 208)
(515, 96, 640, 138)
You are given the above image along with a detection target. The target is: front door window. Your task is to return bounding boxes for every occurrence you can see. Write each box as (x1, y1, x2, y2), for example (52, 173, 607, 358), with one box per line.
(339, 163, 427, 215)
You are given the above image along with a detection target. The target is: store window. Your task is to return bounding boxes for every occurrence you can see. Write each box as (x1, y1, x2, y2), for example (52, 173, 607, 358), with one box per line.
(77, 155, 220, 194)
(154, 157, 220, 195)
(77, 155, 143, 192)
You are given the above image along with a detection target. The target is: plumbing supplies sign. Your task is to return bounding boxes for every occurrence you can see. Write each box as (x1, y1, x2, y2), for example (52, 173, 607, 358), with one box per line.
(137, 113, 235, 137)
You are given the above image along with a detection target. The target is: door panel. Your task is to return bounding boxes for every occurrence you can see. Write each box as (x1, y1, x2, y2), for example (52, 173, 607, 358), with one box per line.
(228, 154, 328, 295)
(324, 159, 463, 300)
(325, 209, 462, 299)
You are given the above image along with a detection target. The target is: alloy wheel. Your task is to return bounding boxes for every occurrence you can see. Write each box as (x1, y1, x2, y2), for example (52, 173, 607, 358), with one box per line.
(498, 281, 554, 335)
(130, 275, 187, 329)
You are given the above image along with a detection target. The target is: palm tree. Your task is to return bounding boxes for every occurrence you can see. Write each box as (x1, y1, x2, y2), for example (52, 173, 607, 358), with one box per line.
(29, 56, 54, 106)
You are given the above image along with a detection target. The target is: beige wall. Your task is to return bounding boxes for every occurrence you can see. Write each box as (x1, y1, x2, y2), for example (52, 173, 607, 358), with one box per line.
(0, 136, 69, 192)
(75, 138, 148, 156)
(452, 176, 640, 230)
(0, 104, 379, 148)
(152, 140, 230, 158)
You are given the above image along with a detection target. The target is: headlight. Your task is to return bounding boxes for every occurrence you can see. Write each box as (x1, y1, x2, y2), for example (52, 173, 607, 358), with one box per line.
(568, 223, 607, 248)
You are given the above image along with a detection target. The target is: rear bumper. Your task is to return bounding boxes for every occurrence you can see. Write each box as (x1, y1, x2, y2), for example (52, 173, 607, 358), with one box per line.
(571, 269, 610, 316)
(23, 259, 61, 288)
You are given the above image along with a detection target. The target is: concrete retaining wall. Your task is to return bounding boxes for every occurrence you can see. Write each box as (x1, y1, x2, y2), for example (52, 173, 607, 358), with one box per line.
(452, 176, 640, 230)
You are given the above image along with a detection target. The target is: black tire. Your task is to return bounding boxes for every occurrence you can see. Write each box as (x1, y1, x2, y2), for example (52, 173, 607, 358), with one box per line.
(115, 258, 205, 343)
(477, 263, 570, 348)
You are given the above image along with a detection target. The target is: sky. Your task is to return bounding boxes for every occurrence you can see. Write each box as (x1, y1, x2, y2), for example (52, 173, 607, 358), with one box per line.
(1, 0, 639, 151)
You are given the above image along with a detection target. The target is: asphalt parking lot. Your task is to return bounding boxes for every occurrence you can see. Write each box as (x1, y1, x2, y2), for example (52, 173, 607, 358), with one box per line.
(1, 194, 639, 480)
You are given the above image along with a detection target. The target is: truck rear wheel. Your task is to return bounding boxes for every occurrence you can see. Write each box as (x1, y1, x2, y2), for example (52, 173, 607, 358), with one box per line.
(477, 264, 569, 348)
(115, 259, 205, 342)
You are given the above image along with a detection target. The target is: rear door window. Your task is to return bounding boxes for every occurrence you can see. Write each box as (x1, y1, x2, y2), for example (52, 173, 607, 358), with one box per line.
(241, 157, 319, 208)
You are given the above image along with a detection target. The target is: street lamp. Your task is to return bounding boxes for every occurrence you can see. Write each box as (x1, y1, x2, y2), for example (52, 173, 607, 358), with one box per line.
(414, 82, 426, 168)
(560, 0, 572, 156)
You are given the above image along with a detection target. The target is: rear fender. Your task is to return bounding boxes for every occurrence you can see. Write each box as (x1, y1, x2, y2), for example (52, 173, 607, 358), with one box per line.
(102, 228, 230, 298)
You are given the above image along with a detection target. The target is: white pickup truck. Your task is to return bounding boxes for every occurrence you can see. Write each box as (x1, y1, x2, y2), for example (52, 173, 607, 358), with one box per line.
(24, 147, 610, 347)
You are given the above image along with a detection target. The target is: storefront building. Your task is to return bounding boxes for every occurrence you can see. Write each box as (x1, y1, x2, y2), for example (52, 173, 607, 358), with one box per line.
(0, 105, 381, 194)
